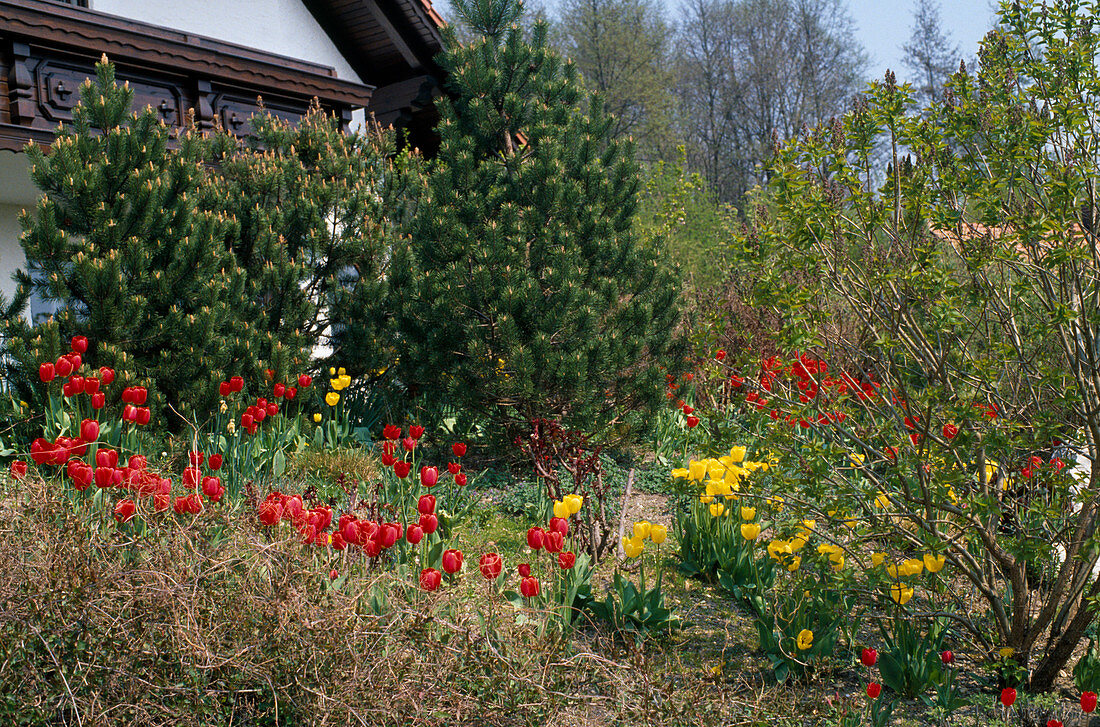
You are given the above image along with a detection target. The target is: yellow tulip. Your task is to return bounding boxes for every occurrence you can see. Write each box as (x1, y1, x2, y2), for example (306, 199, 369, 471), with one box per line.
(900, 558, 924, 577)
(329, 367, 336, 375)
(650, 525, 667, 544)
(671, 468, 690, 479)
(831, 555, 845, 570)
(313, 413, 322, 423)
(767, 539, 792, 562)
(887, 564, 901, 579)
(740, 506, 756, 520)
(767, 496, 784, 511)
(923, 554, 946, 573)
(796, 629, 814, 650)
(730, 445, 747, 463)
(790, 533, 809, 551)
(849, 452, 865, 467)
(339, 374, 351, 388)
(338, 367, 346, 376)
(998, 647, 1015, 659)
(688, 460, 707, 481)
(842, 516, 858, 529)
(565, 494, 583, 514)
(788, 555, 801, 572)
(700, 495, 714, 504)
(889, 583, 914, 605)
(553, 500, 570, 520)
(623, 538, 643, 559)
(740, 523, 761, 541)
(874, 492, 891, 509)
(801, 519, 816, 532)
(710, 502, 726, 517)
(871, 552, 886, 567)
(633, 521, 652, 540)
(325, 392, 340, 406)
(330, 378, 341, 390)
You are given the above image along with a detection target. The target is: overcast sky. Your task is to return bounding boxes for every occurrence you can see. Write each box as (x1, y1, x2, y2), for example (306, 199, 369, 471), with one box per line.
(853, 0, 997, 81)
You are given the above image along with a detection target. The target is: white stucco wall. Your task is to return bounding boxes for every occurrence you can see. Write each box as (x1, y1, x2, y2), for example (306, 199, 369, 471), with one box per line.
(0, 153, 38, 306)
(89, 0, 364, 85)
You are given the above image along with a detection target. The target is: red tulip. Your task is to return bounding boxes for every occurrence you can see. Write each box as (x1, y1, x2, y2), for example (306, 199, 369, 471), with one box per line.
(558, 551, 576, 569)
(544, 530, 564, 553)
(419, 513, 438, 534)
(420, 567, 442, 591)
(447, 461, 461, 475)
(548, 517, 569, 536)
(518, 563, 532, 578)
(9, 460, 27, 480)
(114, 499, 136, 523)
(527, 527, 545, 551)
(418, 495, 436, 515)
(1047, 720, 1063, 727)
(258, 501, 282, 526)
(91, 392, 105, 409)
(183, 467, 201, 489)
(1000, 688, 1016, 707)
(265, 368, 274, 379)
(39, 362, 55, 383)
(381, 453, 396, 467)
(942, 423, 958, 440)
(241, 413, 254, 429)
(682, 404, 694, 415)
(298, 374, 312, 388)
(208, 454, 223, 470)
(479, 552, 502, 579)
(1082, 691, 1097, 713)
(96, 449, 119, 468)
(70, 335, 88, 353)
(230, 376, 244, 392)
(266, 402, 278, 417)
(454, 472, 468, 487)
(442, 548, 464, 574)
(941, 650, 954, 665)
(402, 437, 417, 451)
(406, 524, 424, 545)
(76, 418, 98, 443)
(133, 387, 147, 405)
(99, 366, 115, 385)
(393, 461, 412, 479)
(520, 576, 540, 598)
(452, 442, 467, 457)
(136, 407, 151, 426)
(420, 466, 439, 487)
(189, 451, 204, 467)
(686, 415, 700, 428)
(383, 424, 401, 440)
(201, 476, 224, 503)
(128, 455, 147, 471)
(55, 357, 73, 378)
(860, 648, 877, 667)
(153, 492, 170, 512)
(219, 381, 231, 396)
(409, 424, 425, 439)
(866, 682, 881, 699)
(716, 349, 726, 361)
(273, 383, 285, 398)
(84, 377, 99, 395)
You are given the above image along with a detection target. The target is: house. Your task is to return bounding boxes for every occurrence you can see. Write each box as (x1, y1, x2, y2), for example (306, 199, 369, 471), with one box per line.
(0, 0, 444, 309)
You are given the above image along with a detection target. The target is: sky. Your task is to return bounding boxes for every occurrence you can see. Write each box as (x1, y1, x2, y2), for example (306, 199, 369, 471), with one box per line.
(851, 0, 996, 81)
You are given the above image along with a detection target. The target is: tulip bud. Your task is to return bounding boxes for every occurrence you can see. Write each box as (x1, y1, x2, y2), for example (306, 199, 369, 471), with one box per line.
(84, 377, 100, 395)
(452, 442, 467, 457)
(273, 383, 285, 398)
(860, 648, 877, 667)
(55, 357, 73, 378)
(298, 374, 312, 388)
(941, 650, 954, 665)
(1082, 691, 1097, 713)
(230, 375, 244, 392)
(71, 335, 88, 353)
(866, 682, 881, 699)
(544, 530, 564, 553)
(442, 548, 463, 574)
(518, 563, 532, 578)
(39, 362, 55, 382)
(420, 466, 439, 487)
(402, 436, 416, 451)
(549, 517, 569, 537)
(527, 527, 545, 551)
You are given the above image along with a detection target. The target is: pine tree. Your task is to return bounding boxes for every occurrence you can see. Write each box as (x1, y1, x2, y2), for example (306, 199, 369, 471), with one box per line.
(392, 0, 684, 442)
(200, 106, 417, 378)
(1, 58, 252, 424)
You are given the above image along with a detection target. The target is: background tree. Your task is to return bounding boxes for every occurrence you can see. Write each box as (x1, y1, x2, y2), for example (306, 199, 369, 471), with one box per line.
(674, 0, 867, 204)
(902, 0, 963, 107)
(391, 0, 684, 444)
(1, 59, 252, 423)
(551, 0, 677, 160)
